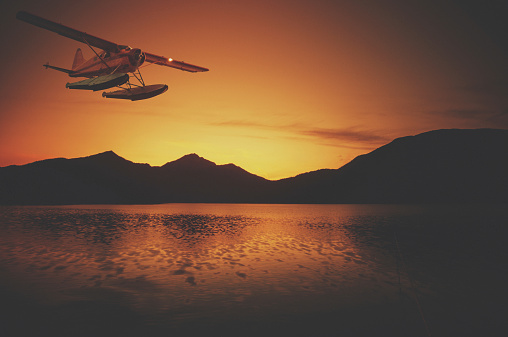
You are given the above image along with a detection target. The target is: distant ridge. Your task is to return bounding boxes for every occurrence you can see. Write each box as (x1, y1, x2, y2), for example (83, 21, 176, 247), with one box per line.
(1, 129, 507, 204)
(271, 128, 508, 203)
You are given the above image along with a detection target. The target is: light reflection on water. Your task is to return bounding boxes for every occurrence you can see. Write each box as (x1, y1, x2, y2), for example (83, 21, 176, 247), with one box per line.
(1, 204, 507, 336)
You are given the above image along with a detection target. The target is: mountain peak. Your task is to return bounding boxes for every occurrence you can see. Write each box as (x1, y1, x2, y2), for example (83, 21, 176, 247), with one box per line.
(90, 150, 120, 158)
(181, 153, 203, 160)
(162, 153, 216, 169)
(77, 151, 133, 167)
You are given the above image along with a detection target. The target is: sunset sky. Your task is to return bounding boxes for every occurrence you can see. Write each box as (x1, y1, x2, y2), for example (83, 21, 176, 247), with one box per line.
(1, 0, 507, 179)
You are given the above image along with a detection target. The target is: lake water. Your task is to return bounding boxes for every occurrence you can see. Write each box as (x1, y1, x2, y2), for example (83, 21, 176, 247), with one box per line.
(1, 204, 507, 336)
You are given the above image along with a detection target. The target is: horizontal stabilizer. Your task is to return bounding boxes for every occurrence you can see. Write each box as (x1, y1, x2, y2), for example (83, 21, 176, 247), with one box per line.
(102, 84, 168, 101)
(66, 73, 129, 91)
(44, 63, 73, 74)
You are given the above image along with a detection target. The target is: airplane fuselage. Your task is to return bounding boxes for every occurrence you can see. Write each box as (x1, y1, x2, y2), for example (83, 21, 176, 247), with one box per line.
(71, 46, 145, 78)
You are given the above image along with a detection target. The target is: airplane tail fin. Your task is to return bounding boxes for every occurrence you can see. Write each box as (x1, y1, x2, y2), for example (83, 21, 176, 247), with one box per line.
(72, 48, 85, 71)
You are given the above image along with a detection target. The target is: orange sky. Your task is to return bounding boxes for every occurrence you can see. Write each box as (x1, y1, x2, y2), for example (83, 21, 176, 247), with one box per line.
(1, 0, 507, 179)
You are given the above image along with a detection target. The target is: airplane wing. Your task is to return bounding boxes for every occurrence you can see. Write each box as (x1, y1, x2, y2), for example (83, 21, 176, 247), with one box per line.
(17, 11, 121, 53)
(144, 53, 209, 73)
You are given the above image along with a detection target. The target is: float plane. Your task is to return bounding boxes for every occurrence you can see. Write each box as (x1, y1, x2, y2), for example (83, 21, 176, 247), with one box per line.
(16, 11, 208, 101)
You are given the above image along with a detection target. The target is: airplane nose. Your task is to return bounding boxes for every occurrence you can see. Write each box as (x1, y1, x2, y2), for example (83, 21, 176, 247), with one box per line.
(138, 51, 146, 66)
(130, 48, 145, 67)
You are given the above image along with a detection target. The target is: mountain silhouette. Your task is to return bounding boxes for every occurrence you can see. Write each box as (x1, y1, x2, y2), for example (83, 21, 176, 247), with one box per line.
(1, 129, 507, 204)
(0, 151, 270, 204)
(272, 129, 508, 203)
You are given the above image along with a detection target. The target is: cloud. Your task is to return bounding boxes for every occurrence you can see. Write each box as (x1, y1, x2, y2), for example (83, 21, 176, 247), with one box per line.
(298, 127, 391, 146)
(429, 108, 508, 129)
(460, 79, 508, 99)
(212, 119, 392, 149)
(212, 120, 277, 129)
(435, 109, 492, 120)
(441, 78, 508, 128)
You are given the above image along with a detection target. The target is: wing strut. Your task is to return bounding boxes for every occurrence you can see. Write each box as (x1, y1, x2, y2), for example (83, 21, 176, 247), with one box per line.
(131, 69, 145, 87)
(82, 37, 112, 71)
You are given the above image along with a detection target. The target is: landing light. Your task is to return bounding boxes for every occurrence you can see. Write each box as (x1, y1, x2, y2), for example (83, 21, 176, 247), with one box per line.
(168, 58, 173, 62)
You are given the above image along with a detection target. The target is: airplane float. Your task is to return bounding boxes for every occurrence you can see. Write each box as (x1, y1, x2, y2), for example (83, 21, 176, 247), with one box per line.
(16, 11, 209, 101)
